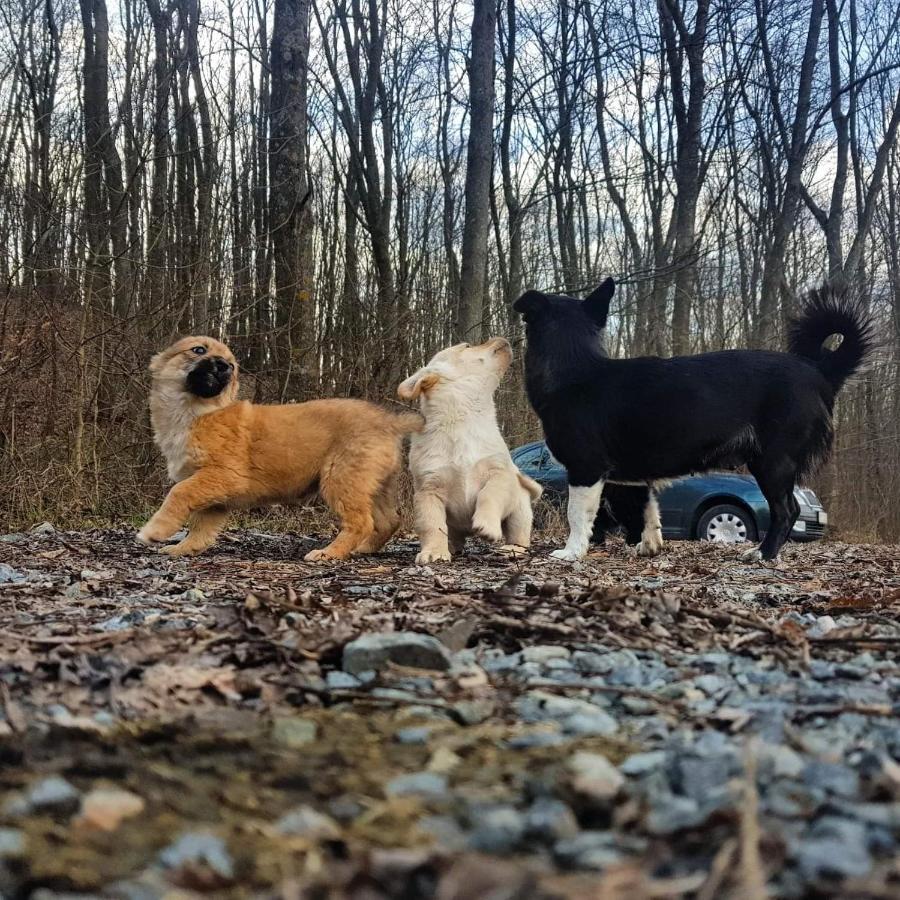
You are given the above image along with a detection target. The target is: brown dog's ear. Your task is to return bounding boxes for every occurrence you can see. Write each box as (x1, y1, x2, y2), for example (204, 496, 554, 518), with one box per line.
(149, 350, 168, 374)
(398, 370, 441, 400)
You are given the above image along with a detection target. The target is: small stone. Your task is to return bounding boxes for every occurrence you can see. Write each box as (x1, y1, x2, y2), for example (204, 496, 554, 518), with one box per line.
(568, 752, 624, 802)
(0, 827, 25, 858)
(418, 815, 467, 851)
(394, 726, 433, 745)
(620, 696, 656, 715)
(0, 564, 25, 584)
(521, 645, 571, 664)
(554, 831, 626, 871)
(27, 776, 81, 816)
(385, 772, 449, 800)
(75, 788, 145, 831)
(645, 795, 706, 834)
(30, 521, 55, 535)
(180, 588, 205, 603)
(342, 632, 452, 675)
(0, 532, 26, 544)
(693, 674, 726, 695)
(468, 806, 525, 854)
(506, 730, 567, 749)
(794, 837, 872, 881)
(561, 711, 618, 737)
(271, 717, 318, 749)
(802, 761, 859, 798)
(275, 805, 340, 840)
(452, 699, 495, 725)
(524, 797, 579, 842)
(621, 751, 667, 777)
(159, 831, 234, 881)
(325, 671, 361, 690)
(807, 615, 837, 638)
(759, 743, 804, 779)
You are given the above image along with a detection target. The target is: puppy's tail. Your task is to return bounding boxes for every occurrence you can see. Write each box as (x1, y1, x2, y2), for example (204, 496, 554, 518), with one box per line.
(787, 285, 874, 394)
(517, 471, 543, 501)
(388, 410, 425, 435)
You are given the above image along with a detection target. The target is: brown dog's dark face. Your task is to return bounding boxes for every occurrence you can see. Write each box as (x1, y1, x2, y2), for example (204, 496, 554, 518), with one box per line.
(149, 336, 239, 402)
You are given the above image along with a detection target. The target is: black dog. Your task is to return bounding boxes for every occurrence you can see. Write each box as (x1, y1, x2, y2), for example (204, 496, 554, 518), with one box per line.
(514, 279, 873, 561)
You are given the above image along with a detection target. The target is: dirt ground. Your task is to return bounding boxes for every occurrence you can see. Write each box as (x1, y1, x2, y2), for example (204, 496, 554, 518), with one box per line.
(1, 527, 899, 898)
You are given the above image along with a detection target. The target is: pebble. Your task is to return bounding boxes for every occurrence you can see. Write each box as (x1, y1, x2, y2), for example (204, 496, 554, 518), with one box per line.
(561, 710, 618, 736)
(567, 752, 623, 803)
(802, 761, 860, 797)
(75, 788, 145, 831)
(524, 797, 579, 842)
(275, 805, 341, 840)
(325, 671, 361, 690)
(342, 632, 452, 674)
(159, 831, 234, 881)
(452, 698, 495, 725)
(0, 564, 25, 584)
(24, 776, 81, 817)
(554, 831, 626, 870)
(645, 795, 706, 834)
(384, 772, 449, 801)
(271, 717, 318, 748)
(0, 827, 25, 858)
(467, 806, 525, 854)
(621, 751, 667, 777)
(521, 645, 570, 664)
(794, 836, 872, 881)
(394, 726, 433, 745)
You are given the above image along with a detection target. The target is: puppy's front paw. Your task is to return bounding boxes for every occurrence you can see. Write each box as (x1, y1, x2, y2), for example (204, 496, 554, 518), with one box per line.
(304, 546, 349, 563)
(415, 548, 451, 565)
(472, 516, 503, 544)
(551, 547, 582, 562)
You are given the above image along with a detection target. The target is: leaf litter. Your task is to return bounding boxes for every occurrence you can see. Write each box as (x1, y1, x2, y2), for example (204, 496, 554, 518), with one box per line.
(0, 526, 898, 898)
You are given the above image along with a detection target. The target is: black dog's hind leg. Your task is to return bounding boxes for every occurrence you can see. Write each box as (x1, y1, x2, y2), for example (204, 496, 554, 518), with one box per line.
(746, 459, 800, 561)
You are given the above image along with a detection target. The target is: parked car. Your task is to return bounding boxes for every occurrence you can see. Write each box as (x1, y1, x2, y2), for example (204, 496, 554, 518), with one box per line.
(511, 441, 827, 544)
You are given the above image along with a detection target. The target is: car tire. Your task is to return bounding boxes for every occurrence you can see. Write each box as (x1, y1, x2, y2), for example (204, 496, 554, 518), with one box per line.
(696, 504, 758, 544)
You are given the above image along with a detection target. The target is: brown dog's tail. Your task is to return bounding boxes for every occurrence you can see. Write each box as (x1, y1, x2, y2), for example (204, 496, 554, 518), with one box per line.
(388, 410, 425, 435)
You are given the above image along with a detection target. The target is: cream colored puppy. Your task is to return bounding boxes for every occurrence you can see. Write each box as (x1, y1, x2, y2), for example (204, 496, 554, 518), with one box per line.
(398, 338, 542, 565)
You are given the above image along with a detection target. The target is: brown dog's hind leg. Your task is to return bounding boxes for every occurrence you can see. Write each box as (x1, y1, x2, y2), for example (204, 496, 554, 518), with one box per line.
(306, 456, 382, 562)
(161, 507, 231, 556)
(354, 473, 401, 555)
(137, 474, 231, 547)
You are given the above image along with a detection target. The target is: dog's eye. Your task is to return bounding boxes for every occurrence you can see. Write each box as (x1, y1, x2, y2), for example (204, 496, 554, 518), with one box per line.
(191, 346, 206, 355)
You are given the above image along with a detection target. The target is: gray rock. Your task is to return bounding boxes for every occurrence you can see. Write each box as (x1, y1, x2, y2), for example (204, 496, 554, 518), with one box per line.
(645, 795, 706, 834)
(326, 671, 361, 690)
(794, 836, 872, 881)
(672, 754, 733, 802)
(621, 751, 666, 777)
(275, 805, 341, 840)
(524, 797, 579, 842)
(0, 532, 26, 544)
(159, 831, 234, 880)
(506, 730, 567, 749)
(482, 652, 522, 674)
(802, 761, 859, 797)
(452, 699, 495, 725)
(0, 828, 25, 859)
(385, 772, 449, 800)
(342, 632, 451, 674)
(606, 666, 647, 688)
(468, 806, 525, 854)
(554, 831, 637, 871)
(394, 726, 433, 745)
(30, 521, 55, 535)
(693, 674, 727, 696)
(561, 711, 618, 737)
(620, 696, 656, 715)
(26, 776, 81, 816)
(418, 815, 467, 851)
(759, 743, 804, 780)
(0, 564, 25, 584)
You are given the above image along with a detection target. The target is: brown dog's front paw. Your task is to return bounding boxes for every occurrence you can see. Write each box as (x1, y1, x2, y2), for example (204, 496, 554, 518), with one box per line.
(304, 546, 348, 563)
(137, 524, 167, 545)
(160, 541, 206, 557)
(472, 519, 503, 544)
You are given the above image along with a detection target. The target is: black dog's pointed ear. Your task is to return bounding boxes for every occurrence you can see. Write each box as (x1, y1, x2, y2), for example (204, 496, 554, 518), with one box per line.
(513, 289, 546, 317)
(583, 277, 615, 327)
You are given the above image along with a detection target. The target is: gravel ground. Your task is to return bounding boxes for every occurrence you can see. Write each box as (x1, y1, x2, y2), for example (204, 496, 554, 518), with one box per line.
(0, 525, 899, 898)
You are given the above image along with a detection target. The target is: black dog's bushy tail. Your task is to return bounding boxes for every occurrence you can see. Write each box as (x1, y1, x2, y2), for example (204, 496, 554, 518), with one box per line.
(787, 285, 874, 394)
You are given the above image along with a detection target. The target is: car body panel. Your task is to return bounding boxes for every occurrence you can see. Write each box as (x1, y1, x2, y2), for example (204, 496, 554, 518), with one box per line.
(511, 441, 826, 542)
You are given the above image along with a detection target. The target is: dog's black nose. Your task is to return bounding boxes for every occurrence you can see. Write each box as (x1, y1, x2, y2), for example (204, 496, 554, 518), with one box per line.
(212, 357, 233, 375)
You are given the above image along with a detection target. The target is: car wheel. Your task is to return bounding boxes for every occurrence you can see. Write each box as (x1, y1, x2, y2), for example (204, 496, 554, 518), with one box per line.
(696, 504, 758, 544)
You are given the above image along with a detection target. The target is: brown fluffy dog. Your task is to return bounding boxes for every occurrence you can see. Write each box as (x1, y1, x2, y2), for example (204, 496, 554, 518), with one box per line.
(138, 336, 422, 560)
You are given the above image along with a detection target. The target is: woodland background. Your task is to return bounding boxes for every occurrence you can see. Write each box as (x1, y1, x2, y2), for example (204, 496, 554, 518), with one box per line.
(1, 0, 899, 539)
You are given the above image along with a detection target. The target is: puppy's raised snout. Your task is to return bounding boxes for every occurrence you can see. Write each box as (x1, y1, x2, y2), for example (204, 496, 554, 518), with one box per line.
(213, 357, 234, 375)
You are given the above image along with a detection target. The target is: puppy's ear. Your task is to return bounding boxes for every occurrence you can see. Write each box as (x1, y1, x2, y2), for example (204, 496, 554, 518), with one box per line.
(398, 370, 441, 400)
(583, 277, 614, 328)
(513, 289, 546, 317)
(149, 350, 168, 374)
